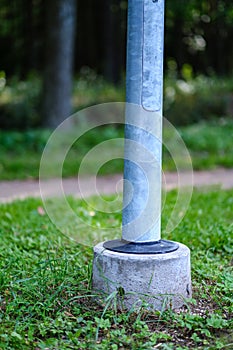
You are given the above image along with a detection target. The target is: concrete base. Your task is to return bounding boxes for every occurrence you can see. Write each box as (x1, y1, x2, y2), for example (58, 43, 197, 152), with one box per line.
(92, 241, 191, 310)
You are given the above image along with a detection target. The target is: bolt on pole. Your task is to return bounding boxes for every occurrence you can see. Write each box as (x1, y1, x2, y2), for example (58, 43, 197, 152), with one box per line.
(122, 0, 165, 243)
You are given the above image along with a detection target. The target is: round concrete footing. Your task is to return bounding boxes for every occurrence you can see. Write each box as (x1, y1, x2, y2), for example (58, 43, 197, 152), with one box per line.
(92, 241, 191, 310)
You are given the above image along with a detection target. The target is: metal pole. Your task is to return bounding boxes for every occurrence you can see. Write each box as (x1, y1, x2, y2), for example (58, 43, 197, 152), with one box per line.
(122, 0, 164, 242)
(104, 0, 178, 253)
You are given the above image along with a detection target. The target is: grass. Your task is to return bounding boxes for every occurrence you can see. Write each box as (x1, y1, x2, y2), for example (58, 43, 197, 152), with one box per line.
(0, 188, 232, 349)
(1, 119, 233, 180)
(178, 119, 233, 170)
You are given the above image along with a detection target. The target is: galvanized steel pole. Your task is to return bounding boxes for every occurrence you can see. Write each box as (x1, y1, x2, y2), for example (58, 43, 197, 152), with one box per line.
(122, 0, 165, 242)
(103, 0, 178, 253)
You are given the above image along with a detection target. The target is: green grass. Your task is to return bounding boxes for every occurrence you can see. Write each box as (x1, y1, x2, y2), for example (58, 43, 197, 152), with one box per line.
(0, 127, 124, 180)
(179, 119, 233, 170)
(0, 189, 232, 349)
(0, 119, 233, 180)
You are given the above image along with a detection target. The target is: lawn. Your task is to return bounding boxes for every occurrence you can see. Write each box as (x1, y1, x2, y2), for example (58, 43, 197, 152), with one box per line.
(1, 119, 233, 180)
(0, 189, 232, 349)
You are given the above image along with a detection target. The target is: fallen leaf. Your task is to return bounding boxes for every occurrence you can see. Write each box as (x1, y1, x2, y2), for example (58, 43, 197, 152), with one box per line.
(37, 206, 45, 216)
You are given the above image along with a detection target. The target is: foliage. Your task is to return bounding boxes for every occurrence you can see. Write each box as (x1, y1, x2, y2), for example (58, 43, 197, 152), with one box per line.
(0, 129, 51, 179)
(0, 73, 233, 129)
(1, 119, 233, 180)
(72, 67, 125, 111)
(164, 73, 233, 125)
(0, 73, 125, 129)
(0, 74, 41, 129)
(1, 0, 233, 128)
(0, 125, 124, 180)
(162, 119, 233, 171)
(178, 119, 233, 169)
(0, 129, 50, 153)
(165, 0, 233, 75)
(0, 189, 232, 349)
(0, 0, 233, 79)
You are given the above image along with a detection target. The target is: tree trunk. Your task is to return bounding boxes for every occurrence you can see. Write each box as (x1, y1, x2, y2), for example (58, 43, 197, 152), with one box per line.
(42, 0, 76, 128)
(102, 0, 122, 84)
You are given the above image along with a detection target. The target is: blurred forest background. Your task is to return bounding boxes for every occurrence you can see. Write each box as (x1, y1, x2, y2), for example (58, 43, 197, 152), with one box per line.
(0, 0, 233, 129)
(0, 0, 233, 179)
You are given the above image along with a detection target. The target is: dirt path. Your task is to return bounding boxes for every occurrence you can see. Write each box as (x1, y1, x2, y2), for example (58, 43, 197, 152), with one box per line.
(1, 168, 233, 203)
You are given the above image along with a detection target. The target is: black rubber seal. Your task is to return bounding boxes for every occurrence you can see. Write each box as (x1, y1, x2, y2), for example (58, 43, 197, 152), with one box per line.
(103, 239, 179, 254)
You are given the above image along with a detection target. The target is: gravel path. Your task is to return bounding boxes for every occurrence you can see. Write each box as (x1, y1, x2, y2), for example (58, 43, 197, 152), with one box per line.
(1, 168, 233, 203)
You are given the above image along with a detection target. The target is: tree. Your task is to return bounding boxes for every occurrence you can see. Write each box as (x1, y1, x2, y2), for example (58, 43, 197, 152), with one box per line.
(42, 0, 76, 128)
(102, 0, 126, 84)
